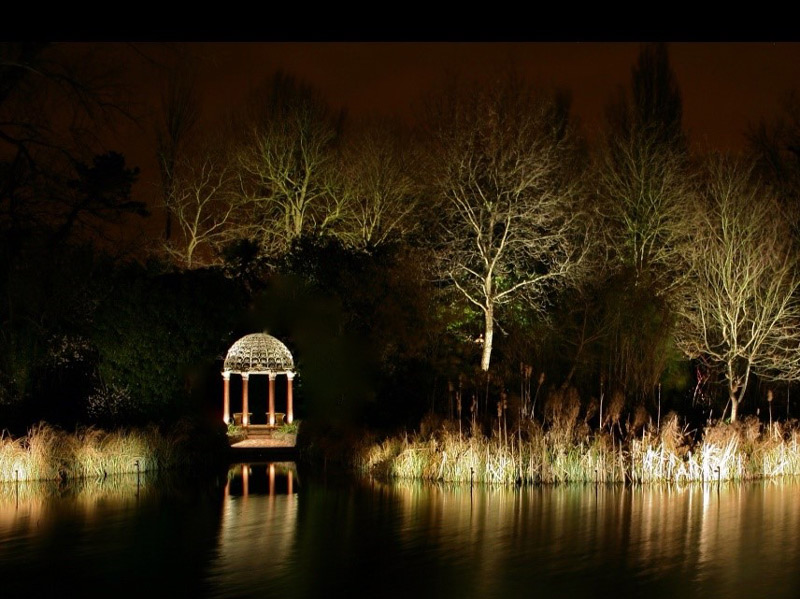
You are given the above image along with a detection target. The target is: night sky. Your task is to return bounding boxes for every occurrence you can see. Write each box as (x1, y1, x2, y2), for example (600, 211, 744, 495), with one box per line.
(109, 42, 800, 238)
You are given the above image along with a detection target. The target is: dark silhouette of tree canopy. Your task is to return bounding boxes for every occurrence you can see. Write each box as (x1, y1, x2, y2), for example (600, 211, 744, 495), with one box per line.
(595, 43, 695, 399)
(54, 151, 143, 245)
(626, 43, 684, 148)
(156, 67, 200, 242)
(0, 43, 145, 249)
(749, 91, 800, 244)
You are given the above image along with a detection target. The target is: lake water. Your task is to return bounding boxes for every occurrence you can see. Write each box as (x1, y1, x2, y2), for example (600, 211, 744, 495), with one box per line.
(2, 463, 800, 598)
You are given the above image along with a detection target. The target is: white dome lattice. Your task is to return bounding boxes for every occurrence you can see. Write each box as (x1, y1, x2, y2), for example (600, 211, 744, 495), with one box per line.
(223, 333, 294, 373)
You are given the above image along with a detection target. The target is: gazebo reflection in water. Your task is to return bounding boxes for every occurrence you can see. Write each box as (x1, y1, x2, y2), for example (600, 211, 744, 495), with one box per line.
(214, 462, 299, 584)
(224, 462, 298, 498)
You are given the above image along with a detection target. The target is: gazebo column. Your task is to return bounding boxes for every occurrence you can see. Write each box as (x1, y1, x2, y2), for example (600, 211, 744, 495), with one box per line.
(242, 373, 250, 427)
(222, 371, 231, 425)
(268, 373, 276, 426)
(286, 371, 295, 424)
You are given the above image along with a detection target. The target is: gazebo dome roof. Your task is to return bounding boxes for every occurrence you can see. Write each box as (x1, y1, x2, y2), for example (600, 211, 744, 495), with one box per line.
(223, 333, 295, 374)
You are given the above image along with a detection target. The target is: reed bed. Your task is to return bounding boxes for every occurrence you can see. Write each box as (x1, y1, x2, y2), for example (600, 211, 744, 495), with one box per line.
(356, 413, 800, 485)
(0, 422, 198, 483)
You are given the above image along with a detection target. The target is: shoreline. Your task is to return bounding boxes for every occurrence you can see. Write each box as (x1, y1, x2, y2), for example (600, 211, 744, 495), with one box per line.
(0, 420, 228, 483)
(351, 415, 800, 485)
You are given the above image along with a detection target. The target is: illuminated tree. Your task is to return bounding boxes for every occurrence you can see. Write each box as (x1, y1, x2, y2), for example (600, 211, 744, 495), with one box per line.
(236, 72, 344, 256)
(160, 146, 244, 269)
(595, 42, 696, 398)
(425, 75, 586, 372)
(677, 156, 800, 422)
(334, 118, 421, 249)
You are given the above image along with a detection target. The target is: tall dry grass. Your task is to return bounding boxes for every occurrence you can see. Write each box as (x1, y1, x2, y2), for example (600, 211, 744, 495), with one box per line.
(357, 407, 800, 485)
(0, 422, 197, 483)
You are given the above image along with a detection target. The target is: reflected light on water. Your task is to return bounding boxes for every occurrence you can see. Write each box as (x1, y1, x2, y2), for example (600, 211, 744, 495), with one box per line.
(206, 462, 298, 598)
(3, 465, 800, 598)
(205, 471, 800, 598)
(367, 478, 800, 597)
(0, 472, 151, 537)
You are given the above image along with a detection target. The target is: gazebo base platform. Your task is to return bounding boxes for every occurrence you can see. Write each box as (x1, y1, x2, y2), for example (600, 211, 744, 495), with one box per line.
(230, 425, 296, 449)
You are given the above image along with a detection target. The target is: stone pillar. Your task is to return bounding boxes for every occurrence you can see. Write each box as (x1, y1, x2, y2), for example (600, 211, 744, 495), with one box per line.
(268, 373, 276, 426)
(288, 469, 293, 495)
(286, 371, 295, 424)
(242, 373, 250, 427)
(222, 371, 231, 425)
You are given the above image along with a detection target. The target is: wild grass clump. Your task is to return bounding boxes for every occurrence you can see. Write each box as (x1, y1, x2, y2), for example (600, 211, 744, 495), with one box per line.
(359, 417, 626, 485)
(0, 420, 216, 483)
(356, 405, 800, 486)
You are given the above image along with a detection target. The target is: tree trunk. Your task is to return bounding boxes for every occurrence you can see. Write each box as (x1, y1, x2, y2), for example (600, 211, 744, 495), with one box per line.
(727, 364, 744, 423)
(481, 303, 494, 372)
(729, 377, 740, 422)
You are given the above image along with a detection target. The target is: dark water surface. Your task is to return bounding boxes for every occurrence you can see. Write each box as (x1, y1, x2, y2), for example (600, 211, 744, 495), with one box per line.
(2, 463, 800, 598)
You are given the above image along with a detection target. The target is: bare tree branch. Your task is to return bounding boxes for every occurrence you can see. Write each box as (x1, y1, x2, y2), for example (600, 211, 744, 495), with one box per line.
(234, 72, 343, 257)
(677, 155, 800, 421)
(424, 75, 588, 371)
(333, 118, 421, 249)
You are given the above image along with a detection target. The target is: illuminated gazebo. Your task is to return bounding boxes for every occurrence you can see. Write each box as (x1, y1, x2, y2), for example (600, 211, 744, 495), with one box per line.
(222, 333, 296, 427)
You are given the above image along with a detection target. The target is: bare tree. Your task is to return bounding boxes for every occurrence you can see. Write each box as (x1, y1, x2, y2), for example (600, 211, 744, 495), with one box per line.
(597, 135, 696, 295)
(235, 72, 344, 256)
(677, 156, 800, 422)
(161, 145, 243, 269)
(600, 43, 693, 294)
(594, 43, 697, 398)
(335, 118, 421, 249)
(155, 67, 199, 242)
(595, 132, 697, 397)
(425, 76, 586, 372)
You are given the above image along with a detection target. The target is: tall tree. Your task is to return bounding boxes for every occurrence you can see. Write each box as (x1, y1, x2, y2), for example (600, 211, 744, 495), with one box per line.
(677, 156, 800, 422)
(160, 143, 243, 269)
(748, 90, 800, 242)
(236, 72, 344, 257)
(0, 43, 145, 248)
(0, 43, 144, 413)
(425, 75, 586, 372)
(155, 67, 199, 242)
(334, 118, 421, 249)
(595, 42, 695, 397)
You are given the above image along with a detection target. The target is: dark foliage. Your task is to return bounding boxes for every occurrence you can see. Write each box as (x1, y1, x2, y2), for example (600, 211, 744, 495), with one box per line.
(91, 263, 245, 425)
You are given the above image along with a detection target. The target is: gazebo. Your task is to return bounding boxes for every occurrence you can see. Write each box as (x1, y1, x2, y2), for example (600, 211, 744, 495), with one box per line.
(222, 333, 296, 427)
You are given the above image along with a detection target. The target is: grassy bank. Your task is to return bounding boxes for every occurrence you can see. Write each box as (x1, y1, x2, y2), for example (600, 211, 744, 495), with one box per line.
(0, 420, 227, 483)
(355, 414, 800, 484)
